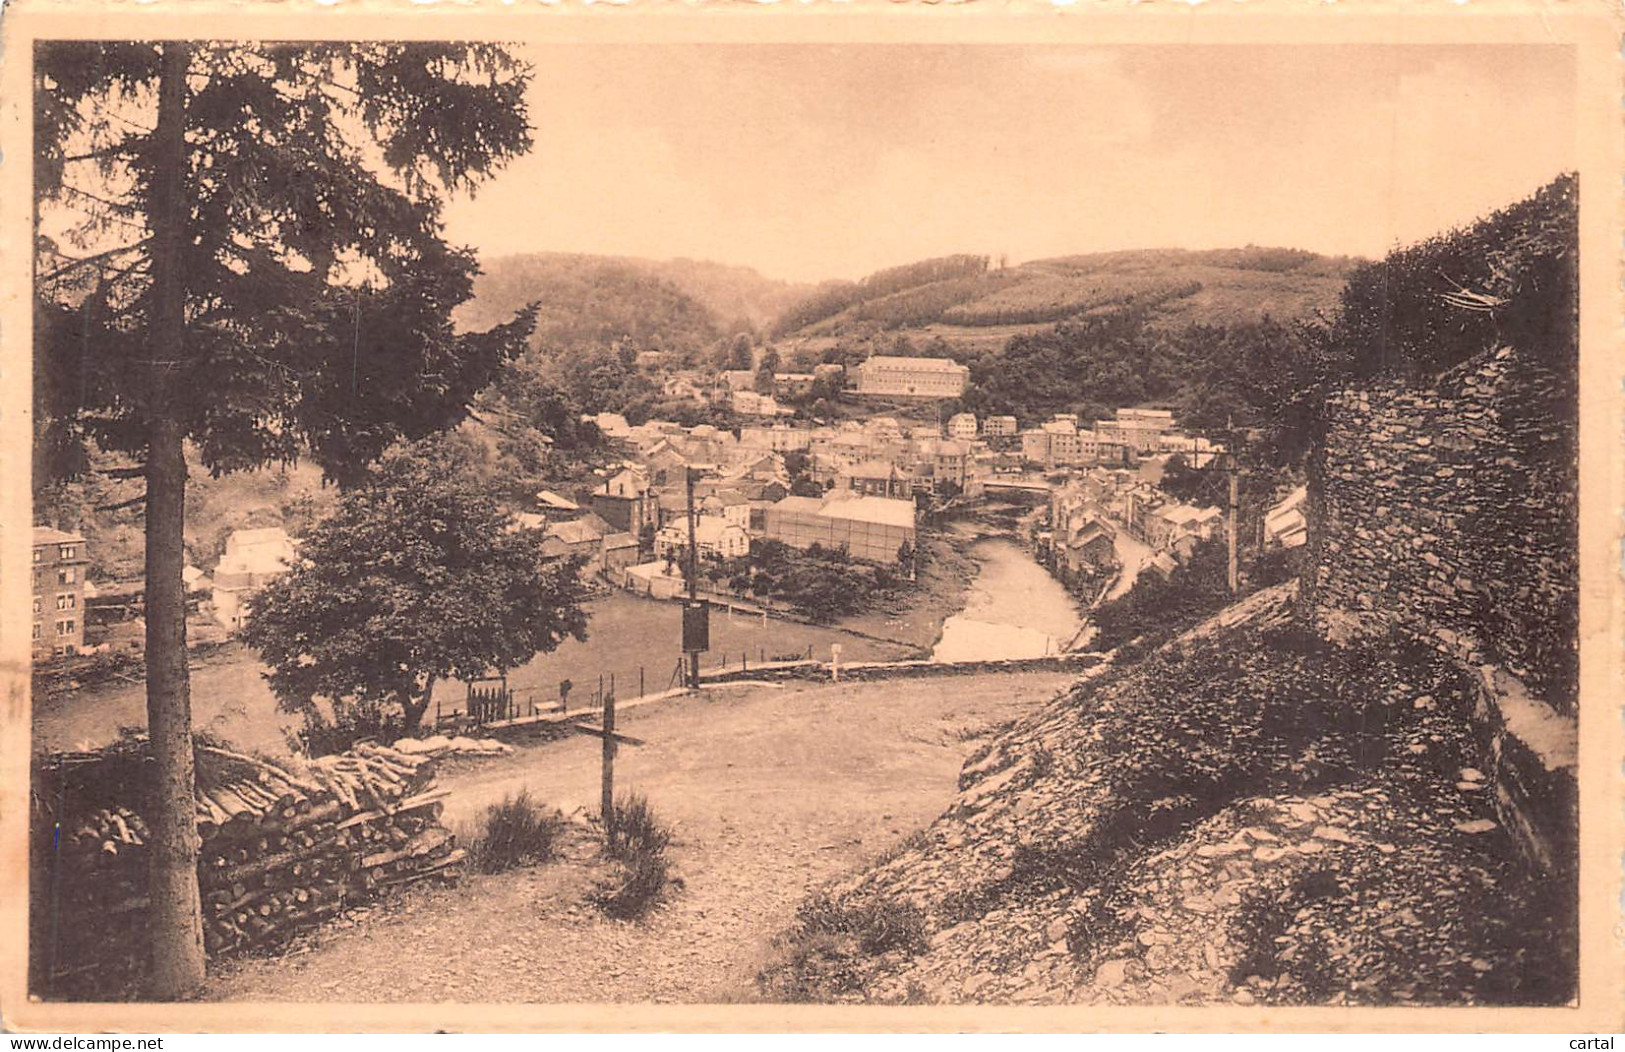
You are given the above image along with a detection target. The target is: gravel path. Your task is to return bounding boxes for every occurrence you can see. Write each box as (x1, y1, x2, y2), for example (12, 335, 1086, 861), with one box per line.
(205, 671, 1076, 1003)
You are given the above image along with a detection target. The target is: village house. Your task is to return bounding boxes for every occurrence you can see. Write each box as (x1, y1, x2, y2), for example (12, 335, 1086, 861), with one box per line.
(212, 527, 298, 631)
(700, 489, 754, 531)
(836, 459, 914, 500)
(539, 515, 611, 568)
(661, 375, 706, 402)
(739, 425, 813, 452)
(1160, 432, 1225, 468)
(1119, 485, 1164, 541)
(731, 390, 784, 417)
(852, 355, 970, 399)
(602, 532, 642, 571)
(654, 515, 750, 561)
(1264, 486, 1309, 549)
(983, 415, 1018, 439)
(533, 489, 582, 520)
(922, 439, 974, 492)
(1020, 427, 1051, 466)
(32, 526, 89, 660)
(719, 369, 756, 392)
(590, 466, 656, 537)
(811, 362, 846, 390)
(1058, 517, 1117, 586)
(1097, 407, 1177, 453)
(762, 494, 917, 564)
(590, 412, 633, 440)
(1145, 502, 1223, 550)
(946, 412, 978, 441)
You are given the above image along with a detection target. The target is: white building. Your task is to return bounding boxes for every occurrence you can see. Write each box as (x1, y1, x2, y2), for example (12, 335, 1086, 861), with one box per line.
(654, 516, 750, 561)
(853, 355, 969, 399)
(946, 412, 978, 440)
(739, 425, 813, 452)
(731, 390, 783, 417)
(1097, 408, 1177, 453)
(762, 494, 917, 564)
(212, 527, 298, 630)
(1264, 486, 1309, 549)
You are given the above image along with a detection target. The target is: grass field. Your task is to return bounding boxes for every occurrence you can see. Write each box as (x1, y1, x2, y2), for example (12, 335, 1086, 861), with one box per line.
(32, 591, 922, 759)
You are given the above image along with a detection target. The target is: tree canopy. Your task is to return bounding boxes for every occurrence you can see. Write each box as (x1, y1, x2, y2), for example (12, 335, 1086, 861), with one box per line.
(34, 41, 537, 485)
(243, 438, 590, 737)
(32, 41, 539, 996)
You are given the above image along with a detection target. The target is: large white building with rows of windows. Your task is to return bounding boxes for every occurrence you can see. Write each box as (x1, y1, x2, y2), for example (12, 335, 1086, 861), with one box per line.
(853, 355, 969, 399)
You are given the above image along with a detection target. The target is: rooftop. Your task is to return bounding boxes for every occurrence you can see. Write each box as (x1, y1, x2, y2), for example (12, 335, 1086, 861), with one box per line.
(547, 516, 609, 545)
(33, 526, 85, 546)
(862, 356, 969, 373)
(842, 460, 898, 479)
(535, 490, 580, 512)
(816, 495, 917, 529)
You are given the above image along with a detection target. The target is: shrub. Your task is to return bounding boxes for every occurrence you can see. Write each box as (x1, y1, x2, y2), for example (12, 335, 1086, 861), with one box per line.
(591, 793, 674, 920)
(606, 792, 672, 861)
(467, 789, 563, 873)
(758, 893, 930, 1002)
(289, 702, 409, 758)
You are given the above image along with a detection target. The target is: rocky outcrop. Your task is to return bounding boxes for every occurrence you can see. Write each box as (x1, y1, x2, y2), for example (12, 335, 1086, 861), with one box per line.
(759, 586, 1574, 1006)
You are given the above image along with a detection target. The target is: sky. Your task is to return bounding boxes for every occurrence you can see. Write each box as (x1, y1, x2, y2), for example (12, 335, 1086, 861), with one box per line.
(440, 44, 1576, 285)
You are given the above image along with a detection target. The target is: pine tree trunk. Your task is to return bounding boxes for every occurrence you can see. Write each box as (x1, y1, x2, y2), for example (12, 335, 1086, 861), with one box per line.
(143, 40, 206, 999)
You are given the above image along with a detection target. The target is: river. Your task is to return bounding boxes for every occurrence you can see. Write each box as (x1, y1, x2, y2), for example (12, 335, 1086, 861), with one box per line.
(931, 537, 1085, 662)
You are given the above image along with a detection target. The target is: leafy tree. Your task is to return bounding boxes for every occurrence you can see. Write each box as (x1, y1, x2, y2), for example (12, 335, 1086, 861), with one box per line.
(754, 346, 781, 394)
(726, 332, 755, 371)
(33, 41, 533, 995)
(1159, 454, 1213, 505)
(243, 438, 589, 738)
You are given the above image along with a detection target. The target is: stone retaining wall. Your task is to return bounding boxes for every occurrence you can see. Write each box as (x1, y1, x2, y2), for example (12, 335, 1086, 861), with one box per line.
(1312, 345, 1577, 715)
(1310, 344, 1578, 875)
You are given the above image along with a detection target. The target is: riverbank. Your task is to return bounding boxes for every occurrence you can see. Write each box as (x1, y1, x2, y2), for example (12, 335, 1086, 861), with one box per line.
(830, 533, 980, 653)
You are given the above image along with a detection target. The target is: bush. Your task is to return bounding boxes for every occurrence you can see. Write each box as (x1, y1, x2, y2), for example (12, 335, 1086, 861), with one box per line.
(591, 793, 675, 920)
(757, 893, 930, 1002)
(289, 702, 409, 758)
(467, 789, 563, 873)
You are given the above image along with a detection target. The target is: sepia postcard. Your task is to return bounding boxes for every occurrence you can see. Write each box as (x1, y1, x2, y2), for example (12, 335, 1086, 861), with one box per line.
(1, 0, 1621, 1035)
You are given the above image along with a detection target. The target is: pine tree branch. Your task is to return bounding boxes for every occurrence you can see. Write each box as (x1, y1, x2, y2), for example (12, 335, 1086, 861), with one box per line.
(61, 145, 136, 165)
(62, 182, 144, 217)
(95, 493, 147, 512)
(37, 239, 153, 284)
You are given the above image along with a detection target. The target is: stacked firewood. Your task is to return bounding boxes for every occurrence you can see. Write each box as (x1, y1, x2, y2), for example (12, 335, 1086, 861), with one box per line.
(192, 743, 464, 955)
(34, 738, 466, 986)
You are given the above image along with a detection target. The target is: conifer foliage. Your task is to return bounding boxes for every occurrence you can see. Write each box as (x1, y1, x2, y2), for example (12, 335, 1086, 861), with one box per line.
(33, 41, 536, 996)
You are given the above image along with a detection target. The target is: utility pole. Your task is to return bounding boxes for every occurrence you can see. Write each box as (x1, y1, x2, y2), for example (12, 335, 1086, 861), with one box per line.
(600, 686, 616, 849)
(686, 466, 701, 689)
(1225, 420, 1239, 596)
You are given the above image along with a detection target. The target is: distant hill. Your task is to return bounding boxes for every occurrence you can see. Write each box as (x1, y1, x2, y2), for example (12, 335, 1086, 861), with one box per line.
(456, 253, 808, 359)
(771, 247, 1361, 355)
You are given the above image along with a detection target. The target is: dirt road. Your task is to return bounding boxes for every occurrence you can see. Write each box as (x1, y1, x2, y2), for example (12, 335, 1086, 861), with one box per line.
(205, 670, 1075, 1003)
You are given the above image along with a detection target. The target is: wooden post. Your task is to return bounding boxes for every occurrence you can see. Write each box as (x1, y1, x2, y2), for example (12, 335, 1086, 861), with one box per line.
(601, 685, 617, 850)
(639, 666, 644, 698)
(1226, 428, 1239, 596)
(686, 467, 702, 690)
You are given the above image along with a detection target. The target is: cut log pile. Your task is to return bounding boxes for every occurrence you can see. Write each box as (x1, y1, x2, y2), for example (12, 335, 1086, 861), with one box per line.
(31, 737, 464, 995)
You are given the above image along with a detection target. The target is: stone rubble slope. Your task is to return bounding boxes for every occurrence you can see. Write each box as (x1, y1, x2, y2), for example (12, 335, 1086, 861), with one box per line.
(759, 583, 1574, 1006)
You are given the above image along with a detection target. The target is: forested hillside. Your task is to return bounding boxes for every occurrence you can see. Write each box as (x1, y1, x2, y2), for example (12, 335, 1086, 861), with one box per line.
(773, 248, 1357, 346)
(456, 253, 805, 355)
